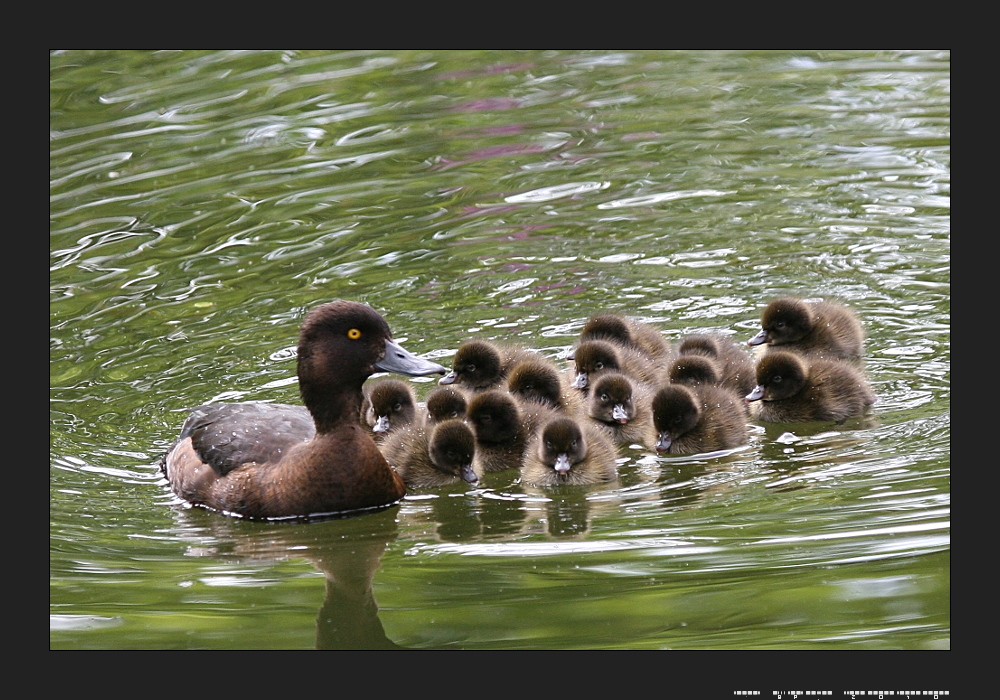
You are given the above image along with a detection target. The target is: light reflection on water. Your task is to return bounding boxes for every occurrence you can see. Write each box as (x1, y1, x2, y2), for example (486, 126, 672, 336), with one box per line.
(51, 51, 948, 655)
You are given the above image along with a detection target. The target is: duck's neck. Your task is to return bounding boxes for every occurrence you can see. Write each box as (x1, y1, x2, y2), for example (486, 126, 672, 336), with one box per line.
(300, 371, 368, 434)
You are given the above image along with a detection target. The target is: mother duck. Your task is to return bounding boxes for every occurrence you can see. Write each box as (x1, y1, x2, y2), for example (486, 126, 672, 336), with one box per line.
(160, 300, 446, 519)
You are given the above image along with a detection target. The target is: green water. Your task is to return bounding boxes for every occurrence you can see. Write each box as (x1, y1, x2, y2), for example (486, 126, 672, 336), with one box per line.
(51, 50, 949, 668)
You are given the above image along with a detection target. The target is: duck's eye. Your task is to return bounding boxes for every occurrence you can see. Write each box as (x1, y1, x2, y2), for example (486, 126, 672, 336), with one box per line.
(347, 328, 362, 339)
(772, 375, 783, 384)
(600, 393, 610, 402)
(595, 362, 604, 370)
(775, 321, 785, 329)
(450, 411, 460, 418)
(465, 364, 476, 372)
(393, 403, 402, 412)
(545, 441, 553, 450)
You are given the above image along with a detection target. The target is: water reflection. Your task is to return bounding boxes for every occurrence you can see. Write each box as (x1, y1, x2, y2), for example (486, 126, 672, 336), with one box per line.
(172, 508, 403, 650)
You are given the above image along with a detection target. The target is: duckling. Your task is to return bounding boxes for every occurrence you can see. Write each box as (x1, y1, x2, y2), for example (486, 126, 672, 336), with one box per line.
(677, 332, 757, 396)
(424, 386, 468, 424)
(745, 350, 875, 423)
(465, 389, 533, 473)
(668, 354, 757, 419)
(586, 371, 654, 447)
(748, 297, 864, 361)
(568, 313, 674, 363)
(506, 357, 584, 416)
(438, 339, 537, 392)
(521, 416, 618, 486)
(648, 383, 749, 455)
(160, 300, 447, 519)
(380, 419, 479, 489)
(361, 378, 421, 439)
(571, 339, 665, 393)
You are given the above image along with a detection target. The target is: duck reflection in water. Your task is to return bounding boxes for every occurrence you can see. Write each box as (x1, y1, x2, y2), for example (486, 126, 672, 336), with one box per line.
(172, 508, 405, 649)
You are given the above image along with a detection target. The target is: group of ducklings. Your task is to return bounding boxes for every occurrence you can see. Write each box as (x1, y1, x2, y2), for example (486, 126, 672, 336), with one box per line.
(364, 297, 875, 491)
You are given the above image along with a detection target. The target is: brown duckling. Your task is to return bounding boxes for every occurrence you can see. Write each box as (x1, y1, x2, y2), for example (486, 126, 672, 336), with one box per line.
(424, 386, 468, 424)
(648, 383, 749, 455)
(521, 416, 619, 487)
(506, 357, 584, 416)
(571, 339, 665, 393)
(160, 300, 447, 519)
(668, 354, 757, 419)
(380, 419, 479, 489)
(748, 297, 864, 361)
(361, 378, 421, 439)
(568, 312, 674, 363)
(465, 389, 533, 473)
(438, 339, 537, 392)
(745, 350, 875, 423)
(677, 332, 758, 396)
(586, 371, 654, 447)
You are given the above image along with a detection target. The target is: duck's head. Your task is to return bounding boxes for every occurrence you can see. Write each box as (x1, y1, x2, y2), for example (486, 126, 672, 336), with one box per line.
(651, 384, 701, 452)
(588, 372, 635, 424)
(428, 419, 479, 485)
(425, 386, 468, 423)
(296, 300, 446, 411)
(466, 389, 521, 444)
(537, 416, 588, 477)
(745, 350, 808, 403)
(748, 297, 814, 347)
(439, 339, 503, 390)
(507, 359, 562, 408)
(365, 379, 417, 434)
(571, 340, 621, 390)
(669, 355, 723, 387)
(678, 333, 722, 358)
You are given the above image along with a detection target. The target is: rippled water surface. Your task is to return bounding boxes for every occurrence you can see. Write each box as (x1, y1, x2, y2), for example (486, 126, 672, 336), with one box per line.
(50, 51, 949, 661)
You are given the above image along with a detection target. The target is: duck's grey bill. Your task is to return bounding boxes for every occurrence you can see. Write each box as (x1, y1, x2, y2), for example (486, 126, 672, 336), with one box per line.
(376, 339, 447, 376)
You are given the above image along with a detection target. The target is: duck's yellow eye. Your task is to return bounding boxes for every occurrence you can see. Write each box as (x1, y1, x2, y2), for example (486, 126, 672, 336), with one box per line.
(347, 328, 362, 339)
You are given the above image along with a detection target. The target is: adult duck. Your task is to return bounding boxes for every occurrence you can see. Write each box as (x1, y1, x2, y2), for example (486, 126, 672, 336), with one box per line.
(160, 300, 446, 519)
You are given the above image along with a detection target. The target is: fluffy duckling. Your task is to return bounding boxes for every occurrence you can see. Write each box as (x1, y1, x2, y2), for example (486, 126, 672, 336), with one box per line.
(586, 371, 654, 447)
(465, 389, 533, 473)
(745, 350, 875, 423)
(507, 357, 584, 416)
(669, 354, 758, 419)
(424, 386, 468, 424)
(380, 419, 479, 489)
(677, 333, 757, 396)
(748, 297, 864, 361)
(648, 383, 749, 455)
(571, 339, 665, 393)
(361, 378, 421, 439)
(568, 313, 674, 363)
(521, 416, 618, 487)
(438, 339, 537, 393)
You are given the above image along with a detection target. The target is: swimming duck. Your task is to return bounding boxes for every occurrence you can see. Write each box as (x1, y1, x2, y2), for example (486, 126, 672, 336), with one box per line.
(747, 297, 864, 360)
(361, 378, 421, 439)
(648, 383, 749, 455)
(571, 339, 665, 393)
(506, 357, 584, 416)
(159, 300, 447, 519)
(438, 339, 537, 392)
(677, 332, 758, 396)
(567, 313, 674, 363)
(521, 415, 618, 486)
(745, 350, 875, 423)
(424, 386, 468, 424)
(379, 418, 479, 489)
(586, 371, 654, 447)
(464, 389, 534, 473)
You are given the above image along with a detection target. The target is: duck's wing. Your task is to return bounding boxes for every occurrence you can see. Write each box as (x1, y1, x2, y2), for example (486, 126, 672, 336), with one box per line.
(179, 403, 316, 475)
